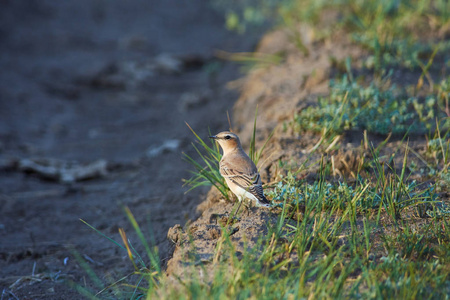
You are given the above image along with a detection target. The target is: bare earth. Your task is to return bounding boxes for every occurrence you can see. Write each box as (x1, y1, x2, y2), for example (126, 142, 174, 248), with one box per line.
(0, 1, 262, 298)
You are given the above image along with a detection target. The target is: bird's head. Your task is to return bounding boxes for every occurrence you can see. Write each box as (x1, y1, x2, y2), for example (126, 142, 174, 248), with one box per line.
(209, 131, 241, 153)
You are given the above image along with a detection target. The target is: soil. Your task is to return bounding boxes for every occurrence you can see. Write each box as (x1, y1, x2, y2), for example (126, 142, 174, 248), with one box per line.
(0, 1, 264, 299)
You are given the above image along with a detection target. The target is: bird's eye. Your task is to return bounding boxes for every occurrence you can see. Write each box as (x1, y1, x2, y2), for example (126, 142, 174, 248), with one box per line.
(224, 135, 231, 140)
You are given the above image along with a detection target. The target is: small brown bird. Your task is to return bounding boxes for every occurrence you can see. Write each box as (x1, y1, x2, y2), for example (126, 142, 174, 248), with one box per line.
(209, 131, 270, 207)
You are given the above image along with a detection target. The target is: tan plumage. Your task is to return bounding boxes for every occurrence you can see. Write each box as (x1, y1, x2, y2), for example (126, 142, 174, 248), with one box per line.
(210, 131, 270, 207)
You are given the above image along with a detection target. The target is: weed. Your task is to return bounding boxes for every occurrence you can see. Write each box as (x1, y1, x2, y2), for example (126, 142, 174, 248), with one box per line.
(356, 255, 450, 298)
(249, 106, 275, 166)
(216, 50, 284, 72)
(182, 123, 230, 200)
(72, 209, 160, 298)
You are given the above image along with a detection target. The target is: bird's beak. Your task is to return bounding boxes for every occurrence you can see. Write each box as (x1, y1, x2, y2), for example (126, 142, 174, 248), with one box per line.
(209, 135, 217, 140)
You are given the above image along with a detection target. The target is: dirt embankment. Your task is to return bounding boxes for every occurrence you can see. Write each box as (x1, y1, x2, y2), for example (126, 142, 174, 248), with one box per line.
(164, 25, 449, 281)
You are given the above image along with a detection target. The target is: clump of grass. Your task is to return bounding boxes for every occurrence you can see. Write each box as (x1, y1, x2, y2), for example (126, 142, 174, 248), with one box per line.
(249, 106, 275, 166)
(291, 74, 448, 136)
(426, 92, 450, 167)
(72, 208, 161, 299)
(344, 1, 450, 70)
(356, 254, 450, 298)
(269, 155, 447, 222)
(182, 122, 230, 200)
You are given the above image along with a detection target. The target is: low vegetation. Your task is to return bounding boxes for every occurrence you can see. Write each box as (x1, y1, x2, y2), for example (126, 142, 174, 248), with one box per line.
(292, 75, 449, 136)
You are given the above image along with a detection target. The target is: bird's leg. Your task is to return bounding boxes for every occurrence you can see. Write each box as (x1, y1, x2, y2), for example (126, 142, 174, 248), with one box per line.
(246, 199, 252, 216)
(232, 198, 243, 220)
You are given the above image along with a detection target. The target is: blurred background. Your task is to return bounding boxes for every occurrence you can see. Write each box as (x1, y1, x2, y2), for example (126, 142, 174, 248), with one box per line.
(0, 1, 263, 298)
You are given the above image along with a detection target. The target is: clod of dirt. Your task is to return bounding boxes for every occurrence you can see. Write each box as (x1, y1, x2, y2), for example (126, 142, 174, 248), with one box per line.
(166, 199, 280, 281)
(167, 224, 183, 245)
(178, 54, 207, 70)
(206, 227, 221, 240)
(18, 158, 108, 183)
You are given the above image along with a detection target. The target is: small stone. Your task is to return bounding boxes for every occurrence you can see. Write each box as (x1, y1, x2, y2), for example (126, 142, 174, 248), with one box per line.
(153, 54, 182, 74)
(146, 139, 180, 158)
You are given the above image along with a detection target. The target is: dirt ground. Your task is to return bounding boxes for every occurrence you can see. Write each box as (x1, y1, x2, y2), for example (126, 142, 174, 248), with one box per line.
(0, 1, 263, 298)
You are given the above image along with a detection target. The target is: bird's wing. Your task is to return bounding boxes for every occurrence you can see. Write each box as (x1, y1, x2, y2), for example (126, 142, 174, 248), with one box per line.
(220, 160, 269, 204)
(220, 163, 260, 188)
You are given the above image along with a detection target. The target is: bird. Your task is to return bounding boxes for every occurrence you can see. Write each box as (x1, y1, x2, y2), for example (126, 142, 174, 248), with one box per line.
(209, 131, 271, 208)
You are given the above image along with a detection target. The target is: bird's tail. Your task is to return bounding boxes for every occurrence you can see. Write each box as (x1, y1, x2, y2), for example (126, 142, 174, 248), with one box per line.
(257, 195, 271, 208)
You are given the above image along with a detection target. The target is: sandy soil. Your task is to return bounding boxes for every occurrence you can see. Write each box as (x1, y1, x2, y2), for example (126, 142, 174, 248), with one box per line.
(0, 1, 262, 298)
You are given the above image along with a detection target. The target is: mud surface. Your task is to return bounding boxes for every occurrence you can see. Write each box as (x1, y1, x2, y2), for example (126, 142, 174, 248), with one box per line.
(0, 1, 262, 298)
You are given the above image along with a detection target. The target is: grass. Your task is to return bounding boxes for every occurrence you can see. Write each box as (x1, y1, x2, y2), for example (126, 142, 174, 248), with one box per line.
(75, 140, 450, 298)
(148, 146, 449, 298)
(249, 106, 275, 166)
(291, 73, 449, 137)
(70, 209, 160, 299)
(182, 122, 230, 200)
